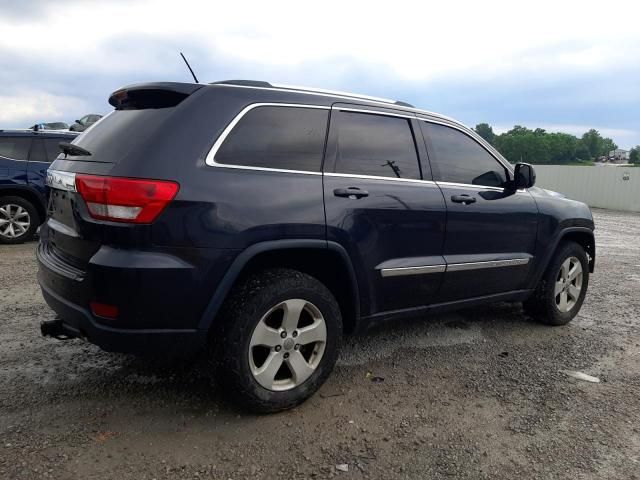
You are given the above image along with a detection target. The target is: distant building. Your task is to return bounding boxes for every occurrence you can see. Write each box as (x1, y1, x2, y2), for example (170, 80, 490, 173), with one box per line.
(608, 149, 630, 163)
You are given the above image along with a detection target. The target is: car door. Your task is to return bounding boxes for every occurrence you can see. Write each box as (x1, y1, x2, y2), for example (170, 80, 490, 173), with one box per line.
(419, 119, 538, 302)
(26, 138, 56, 197)
(0, 136, 30, 188)
(323, 105, 447, 317)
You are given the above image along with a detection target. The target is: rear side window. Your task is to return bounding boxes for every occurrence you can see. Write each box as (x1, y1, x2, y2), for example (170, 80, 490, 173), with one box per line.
(422, 122, 507, 187)
(29, 139, 47, 162)
(333, 112, 420, 179)
(44, 138, 62, 161)
(29, 138, 64, 162)
(215, 106, 329, 172)
(0, 137, 31, 160)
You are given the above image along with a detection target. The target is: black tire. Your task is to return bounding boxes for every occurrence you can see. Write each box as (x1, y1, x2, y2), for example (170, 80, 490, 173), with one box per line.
(0, 196, 40, 245)
(524, 241, 589, 326)
(214, 268, 342, 413)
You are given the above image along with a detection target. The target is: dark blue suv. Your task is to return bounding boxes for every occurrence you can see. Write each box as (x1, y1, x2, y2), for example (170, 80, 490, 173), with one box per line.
(0, 129, 78, 243)
(38, 81, 595, 412)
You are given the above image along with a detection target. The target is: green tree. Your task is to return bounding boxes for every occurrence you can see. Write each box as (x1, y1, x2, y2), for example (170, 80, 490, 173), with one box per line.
(579, 129, 617, 159)
(474, 123, 495, 145)
(630, 146, 640, 164)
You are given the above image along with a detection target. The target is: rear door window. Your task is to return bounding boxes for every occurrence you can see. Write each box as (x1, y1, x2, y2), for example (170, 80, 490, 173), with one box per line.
(29, 139, 48, 162)
(29, 138, 62, 162)
(44, 138, 62, 161)
(0, 137, 31, 160)
(332, 111, 421, 179)
(215, 106, 329, 172)
(422, 122, 507, 187)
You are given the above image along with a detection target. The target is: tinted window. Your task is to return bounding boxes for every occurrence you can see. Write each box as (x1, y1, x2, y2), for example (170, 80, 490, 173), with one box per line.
(29, 139, 47, 162)
(44, 138, 62, 161)
(215, 106, 328, 171)
(0, 137, 31, 160)
(423, 123, 507, 187)
(334, 112, 420, 179)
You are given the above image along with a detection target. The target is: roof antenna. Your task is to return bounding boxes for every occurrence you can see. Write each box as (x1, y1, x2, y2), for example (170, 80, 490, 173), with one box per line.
(180, 52, 199, 83)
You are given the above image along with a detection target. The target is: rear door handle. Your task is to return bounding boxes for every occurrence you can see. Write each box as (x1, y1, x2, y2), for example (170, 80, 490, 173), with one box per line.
(334, 187, 369, 199)
(451, 194, 476, 204)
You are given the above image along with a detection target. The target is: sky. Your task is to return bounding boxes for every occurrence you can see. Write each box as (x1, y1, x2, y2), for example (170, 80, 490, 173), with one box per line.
(1, 0, 639, 148)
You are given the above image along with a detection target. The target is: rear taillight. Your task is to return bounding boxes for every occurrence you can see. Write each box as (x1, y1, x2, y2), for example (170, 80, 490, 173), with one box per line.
(75, 174, 179, 223)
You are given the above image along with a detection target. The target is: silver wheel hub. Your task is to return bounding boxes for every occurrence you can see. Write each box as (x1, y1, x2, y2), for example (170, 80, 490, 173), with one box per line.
(555, 256, 583, 313)
(248, 299, 327, 391)
(0, 204, 31, 239)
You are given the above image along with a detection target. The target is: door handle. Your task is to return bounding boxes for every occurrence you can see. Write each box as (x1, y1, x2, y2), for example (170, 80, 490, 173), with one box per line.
(451, 194, 476, 205)
(334, 187, 369, 199)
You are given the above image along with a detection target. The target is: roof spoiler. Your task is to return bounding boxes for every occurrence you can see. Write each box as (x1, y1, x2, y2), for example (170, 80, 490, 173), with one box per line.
(108, 82, 203, 110)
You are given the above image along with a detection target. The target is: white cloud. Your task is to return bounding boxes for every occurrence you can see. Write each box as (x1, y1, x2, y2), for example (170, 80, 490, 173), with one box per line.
(0, 0, 639, 147)
(0, 89, 88, 126)
(1, 0, 639, 82)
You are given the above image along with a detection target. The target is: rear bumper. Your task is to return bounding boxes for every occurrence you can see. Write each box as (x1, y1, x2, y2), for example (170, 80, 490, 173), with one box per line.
(39, 282, 207, 356)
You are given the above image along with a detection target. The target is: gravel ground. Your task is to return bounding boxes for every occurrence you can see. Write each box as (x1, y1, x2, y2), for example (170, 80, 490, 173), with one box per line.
(0, 209, 639, 479)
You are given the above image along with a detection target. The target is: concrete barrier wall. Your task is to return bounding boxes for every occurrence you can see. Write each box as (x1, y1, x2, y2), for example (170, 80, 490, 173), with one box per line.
(533, 165, 640, 212)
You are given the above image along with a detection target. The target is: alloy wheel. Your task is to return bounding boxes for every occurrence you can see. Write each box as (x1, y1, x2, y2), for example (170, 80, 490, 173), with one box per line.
(0, 204, 31, 239)
(555, 256, 583, 313)
(248, 299, 327, 391)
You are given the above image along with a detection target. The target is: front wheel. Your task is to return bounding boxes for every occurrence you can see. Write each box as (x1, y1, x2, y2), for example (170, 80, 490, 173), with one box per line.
(524, 241, 589, 325)
(215, 268, 342, 413)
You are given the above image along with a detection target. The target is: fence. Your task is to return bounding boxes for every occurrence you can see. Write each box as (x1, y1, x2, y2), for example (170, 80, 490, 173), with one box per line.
(533, 165, 640, 212)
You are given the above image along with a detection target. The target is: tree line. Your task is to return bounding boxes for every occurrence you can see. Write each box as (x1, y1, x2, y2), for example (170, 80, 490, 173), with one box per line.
(473, 123, 640, 165)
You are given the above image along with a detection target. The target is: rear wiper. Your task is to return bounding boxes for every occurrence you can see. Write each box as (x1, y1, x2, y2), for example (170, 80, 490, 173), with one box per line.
(59, 142, 91, 157)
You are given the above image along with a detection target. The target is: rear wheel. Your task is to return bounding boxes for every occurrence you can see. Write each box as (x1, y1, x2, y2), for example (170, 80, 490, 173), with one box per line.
(215, 268, 342, 413)
(524, 241, 589, 325)
(0, 196, 39, 244)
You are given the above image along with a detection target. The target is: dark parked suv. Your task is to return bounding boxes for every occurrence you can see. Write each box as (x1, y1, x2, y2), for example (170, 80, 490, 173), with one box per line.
(0, 128, 78, 243)
(38, 81, 595, 412)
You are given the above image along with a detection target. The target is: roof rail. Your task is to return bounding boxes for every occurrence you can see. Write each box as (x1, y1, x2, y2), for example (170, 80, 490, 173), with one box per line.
(272, 83, 414, 108)
(211, 80, 273, 88)
(210, 79, 414, 108)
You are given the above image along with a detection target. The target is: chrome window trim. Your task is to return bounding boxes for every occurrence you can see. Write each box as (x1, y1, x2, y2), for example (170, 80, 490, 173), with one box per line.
(204, 103, 329, 175)
(325, 172, 436, 185)
(446, 258, 530, 272)
(418, 118, 514, 175)
(46, 169, 76, 192)
(379, 257, 530, 277)
(380, 265, 446, 277)
(211, 83, 455, 122)
(436, 181, 529, 194)
(437, 181, 504, 192)
(331, 106, 415, 120)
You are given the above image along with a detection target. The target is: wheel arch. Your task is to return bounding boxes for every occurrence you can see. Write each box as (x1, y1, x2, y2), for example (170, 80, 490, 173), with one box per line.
(0, 185, 46, 224)
(532, 227, 595, 289)
(198, 240, 361, 334)
(560, 229, 595, 273)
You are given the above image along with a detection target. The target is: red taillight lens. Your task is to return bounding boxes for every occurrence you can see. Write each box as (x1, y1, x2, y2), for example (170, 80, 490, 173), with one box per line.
(75, 175, 179, 223)
(90, 301, 119, 320)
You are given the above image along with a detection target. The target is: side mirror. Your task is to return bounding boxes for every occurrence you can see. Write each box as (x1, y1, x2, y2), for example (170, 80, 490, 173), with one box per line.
(514, 163, 536, 189)
(75, 119, 82, 125)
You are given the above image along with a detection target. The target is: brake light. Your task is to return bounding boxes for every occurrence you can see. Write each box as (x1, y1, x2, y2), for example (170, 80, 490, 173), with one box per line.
(75, 175, 179, 223)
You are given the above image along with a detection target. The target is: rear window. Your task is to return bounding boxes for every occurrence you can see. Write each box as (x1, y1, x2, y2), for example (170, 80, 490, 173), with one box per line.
(70, 110, 174, 162)
(0, 137, 31, 160)
(215, 106, 329, 172)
